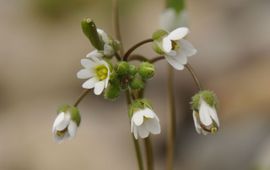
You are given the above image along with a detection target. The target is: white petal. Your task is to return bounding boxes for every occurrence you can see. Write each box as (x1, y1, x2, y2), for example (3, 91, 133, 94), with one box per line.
(138, 126, 149, 139)
(97, 29, 110, 43)
(86, 50, 103, 59)
(53, 112, 71, 131)
(94, 81, 105, 95)
(199, 100, 213, 126)
(145, 118, 161, 134)
(82, 77, 98, 89)
(77, 69, 94, 79)
(179, 39, 197, 57)
(68, 121, 77, 138)
(132, 111, 144, 126)
(81, 59, 95, 69)
(162, 37, 172, 53)
(208, 107, 220, 127)
(174, 51, 188, 65)
(192, 111, 202, 134)
(52, 112, 65, 131)
(165, 55, 185, 70)
(104, 44, 114, 56)
(142, 108, 155, 119)
(168, 27, 189, 40)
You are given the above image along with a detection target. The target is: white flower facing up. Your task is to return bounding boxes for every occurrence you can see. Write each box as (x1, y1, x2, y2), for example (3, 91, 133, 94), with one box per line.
(193, 99, 220, 135)
(77, 54, 111, 95)
(52, 112, 78, 143)
(160, 27, 197, 70)
(131, 108, 161, 139)
(97, 29, 115, 56)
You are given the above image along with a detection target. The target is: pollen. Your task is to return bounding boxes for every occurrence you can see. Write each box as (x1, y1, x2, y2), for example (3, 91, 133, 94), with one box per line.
(56, 128, 68, 137)
(211, 127, 218, 134)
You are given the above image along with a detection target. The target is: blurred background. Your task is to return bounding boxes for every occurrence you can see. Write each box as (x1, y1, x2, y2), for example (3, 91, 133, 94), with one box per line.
(0, 0, 270, 169)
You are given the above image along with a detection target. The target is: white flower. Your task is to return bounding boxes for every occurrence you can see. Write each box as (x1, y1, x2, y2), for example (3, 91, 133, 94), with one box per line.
(52, 112, 78, 143)
(131, 108, 161, 139)
(192, 99, 220, 135)
(160, 8, 188, 31)
(161, 27, 197, 70)
(97, 29, 114, 56)
(77, 53, 111, 95)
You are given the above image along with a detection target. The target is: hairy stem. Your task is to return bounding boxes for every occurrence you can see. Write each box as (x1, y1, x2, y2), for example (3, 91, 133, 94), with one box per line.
(123, 39, 153, 61)
(166, 66, 176, 170)
(112, 0, 124, 55)
(73, 89, 91, 107)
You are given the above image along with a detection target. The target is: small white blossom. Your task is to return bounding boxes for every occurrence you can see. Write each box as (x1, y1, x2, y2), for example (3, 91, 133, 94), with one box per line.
(131, 108, 161, 139)
(77, 53, 111, 95)
(160, 8, 188, 31)
(161, 27, 197, 70)
(97, 29, 114, 56)
(193, 99, 220, 135)
(52, 112, 78, 143)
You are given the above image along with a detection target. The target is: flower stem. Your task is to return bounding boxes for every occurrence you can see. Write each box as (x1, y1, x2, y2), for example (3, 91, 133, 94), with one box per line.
(73, 89, 91, 107)
(112, 0, 124, 56)
(126, 90, 144, 170)
(185, 63, 203, 90)
(123, 39, 153, 61)
(149, 56, 165, 63)
(166, 65, 176, 170)
(144, 137, 154, 170)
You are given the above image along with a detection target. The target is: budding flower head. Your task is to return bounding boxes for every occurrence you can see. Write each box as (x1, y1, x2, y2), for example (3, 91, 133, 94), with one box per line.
(138, 62, 155, 80)
(191, 90, 220, 135)
(129, 99, 161, 139)
(52, 104, 81, 143)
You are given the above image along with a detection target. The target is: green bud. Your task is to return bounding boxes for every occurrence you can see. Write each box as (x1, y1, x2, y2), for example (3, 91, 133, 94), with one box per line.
(130, 76, 144, 90)
(81, 18, 103, 50)
(152, 29, 168, 40)
(191, 90, 218, 111)
(104, 83, 121, 101)
(139, 62, 155, 79)
(116, 61, 129, 76)
(128, 64, 137, 76)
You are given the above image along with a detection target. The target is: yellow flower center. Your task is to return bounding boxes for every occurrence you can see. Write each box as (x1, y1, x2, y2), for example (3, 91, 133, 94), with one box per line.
(95, 65, 108, 80)
(211, 127, 218, 134)
(171, 40, 180, 51)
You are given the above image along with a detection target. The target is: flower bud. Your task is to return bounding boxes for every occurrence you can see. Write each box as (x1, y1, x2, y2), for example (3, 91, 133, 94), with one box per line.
(104, 82, 121, 100)
(81, 18, 103, 50)
(129, 76, 144, 90)
(116, 61, 129, 76)
(138, 62, 155, 79)
(128, 64, 137, 76)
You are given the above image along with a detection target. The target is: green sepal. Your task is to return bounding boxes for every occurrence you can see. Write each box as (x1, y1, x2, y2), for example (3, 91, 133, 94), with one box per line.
(129, 76, 144, 90)
(191, 90, 218, 111)
(167, 0, 185, 13)
(152, 29, 168, 40)
(104, 82, 121, 101)
(138, 62, 155, 79)
(57, 104, 70, 114)
(81, 18, 104, 50)
(152, 41, 165, 55)
(128, 99, 152, 118)
(70, 106, 81, 126)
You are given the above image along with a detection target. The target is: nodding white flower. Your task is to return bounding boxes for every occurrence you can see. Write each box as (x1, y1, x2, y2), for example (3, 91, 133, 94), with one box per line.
(131, 108, 161, 139)
(193, 99, 220, 135)
(52, 112, 78, 143)
(77, 54, 111, 95)
(160, 8, 188, 32)
(161, 27, 197, 70)
(97, 29, 114, 56)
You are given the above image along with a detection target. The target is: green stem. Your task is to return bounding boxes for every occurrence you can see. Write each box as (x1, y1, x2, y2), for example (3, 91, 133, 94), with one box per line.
(123, 39, 153, 61)
(185, 63, 203, 90)
(73, 89, 91, 107)
(144, 137, 154, 170)
(166, 66, 176, 170)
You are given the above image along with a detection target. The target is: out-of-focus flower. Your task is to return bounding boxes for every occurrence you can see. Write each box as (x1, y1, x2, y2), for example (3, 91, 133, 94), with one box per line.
(152, 27, 197, 70)
(191, 91, 220, 135)
(52, 105, 81, 143)
(160, 8, 187, 31)
(77, 54, 111, 95)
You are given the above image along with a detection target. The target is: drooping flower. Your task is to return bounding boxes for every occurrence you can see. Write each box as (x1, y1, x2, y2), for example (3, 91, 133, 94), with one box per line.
(129, 100, 161, 139)
(52, 105, 81, 143)
(77, 54, 111, 95)
(191, 90, 220, 135)
(152, 27, 197, 70)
